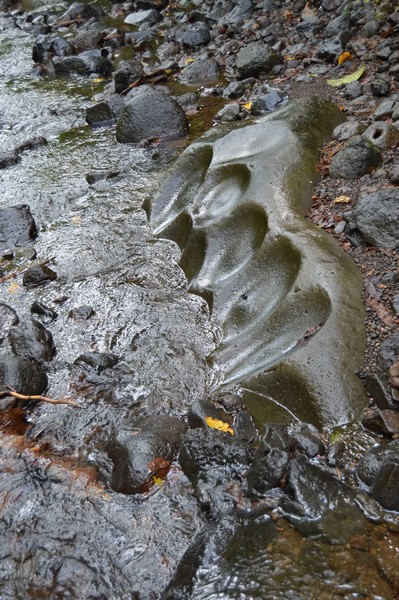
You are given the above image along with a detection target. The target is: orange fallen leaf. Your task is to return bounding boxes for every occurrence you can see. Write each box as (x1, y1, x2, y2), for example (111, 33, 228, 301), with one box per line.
(338, 51, 352, 65)
(205, 416, 234, 436)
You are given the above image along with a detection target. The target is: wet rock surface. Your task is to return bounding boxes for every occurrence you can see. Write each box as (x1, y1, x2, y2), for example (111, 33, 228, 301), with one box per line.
(1, 0, 399, 597)
(0, 205, 37, 250)
(0, 355, 48, 395)
(116, 86, 188, 143)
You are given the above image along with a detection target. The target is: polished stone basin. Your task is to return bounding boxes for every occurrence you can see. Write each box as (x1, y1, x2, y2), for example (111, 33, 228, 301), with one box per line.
(148, 97, 367, 429)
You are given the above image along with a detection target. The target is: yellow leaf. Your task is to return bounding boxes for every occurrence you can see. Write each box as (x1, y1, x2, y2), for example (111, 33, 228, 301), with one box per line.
(7, 281, 19, 294)
(153, 476, 163, 486)
(327, 64, 366, 87)
(91, 77, 104, 83)
(242, 102, 252, 111)
(338, 51, 352, 66)
(164, 69, 172, 75)
(205, 416, 234, 436)
(334, 195, 351, 204)
(185, 57, 195, 65)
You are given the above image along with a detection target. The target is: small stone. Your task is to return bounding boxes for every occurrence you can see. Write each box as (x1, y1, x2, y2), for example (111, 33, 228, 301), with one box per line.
(365, 372, 397, 410)
(251, 90, 284, 114)
(333, 121, 364, 141)
(0, 204, 37, 251)
(374, 99, 395, 120)
(86, 170, 120, 184)
(124, 9, 161, 25)
(113, 60, 144, 95)
(391, 295, 399, 316)
(235, 41, 282, 79)
(376, 46, 393, 61)
(30, 301, 58, 321)
(0, 151, 20, 170)
(179, 58, 219, 85)
(23, 264, 57, 288)
(371, 78, 390, 97)
(344, 81, 363, 100)
(362, 122, 399, 150)
(68, 305, 94, 321)
(214, 103, 240, 122)
(362, 409, 399, 436)
(0, 355, 48, 396)
(108, 416, 187, 494)
(86, 102, 117, 126)
(74, 352, 118, 373)
(377, 334, 399, 371)
(8, 319, 56, 363)
(329, 136, 382, 180)
(350, 188, 399, 248)
(174, 24, 211, 48)
(223, 81, 245, 99)
(363, 20, 381, 37)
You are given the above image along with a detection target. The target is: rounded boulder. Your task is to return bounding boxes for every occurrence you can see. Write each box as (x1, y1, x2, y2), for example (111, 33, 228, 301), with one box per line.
(116, 86, 188, 144)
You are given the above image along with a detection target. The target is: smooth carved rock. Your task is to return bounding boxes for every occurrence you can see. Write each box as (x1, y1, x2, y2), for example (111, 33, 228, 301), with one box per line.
(148, 96, 366, 428)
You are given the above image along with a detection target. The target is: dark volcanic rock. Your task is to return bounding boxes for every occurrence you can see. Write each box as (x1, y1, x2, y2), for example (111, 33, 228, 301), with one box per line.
(53, 53, 113, 77)
(357, 441, 399, 511)
(107, 416, 187, 494)
(8, 319, 56, 363)
(30, 301, 58, 322)
(50, 37, 76, 58)
(116, 86, 188, 143)
(179, 428, 253, 516)
(282, 453, 355, 521)
(362, 409, 399, 436)
(0, 151, 20, 170)
(174, 24, 211, 48)
(377, 334, 399, 371)
(329, 136, 382, 179)
(179, 58, 219, 85)
(53, 56, 90, 76)
(0, 304, 19, 343)
(114, 60, 144, 94)
(235, 42, 282, 79)
(0, 205, 37, 250)
(86, 96, 125, 126)
(23, 264, 57, 288)
(349, 188, 399, 248)
(32, 36, 52, 63)
(362, 122, 399, 150)
(68, 305, 94, 321)
(251, 91, 284, 114)
(14, 136, 47, 154)
(0, 355, 48, 395)
(246, 423, 325, 495)
(124, 9, 161, 26)
(58, 2, 104, 22)
(365, 371, 397, 410)
(74, 352, 118, 373)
